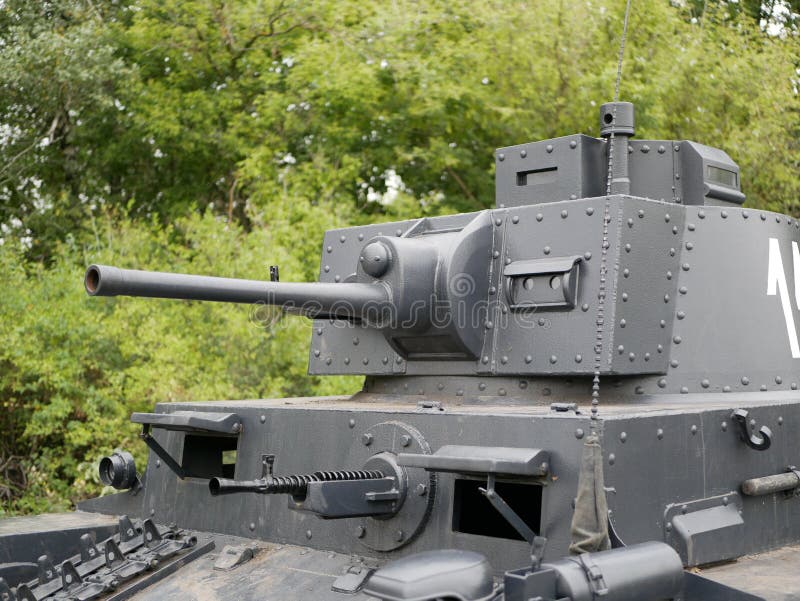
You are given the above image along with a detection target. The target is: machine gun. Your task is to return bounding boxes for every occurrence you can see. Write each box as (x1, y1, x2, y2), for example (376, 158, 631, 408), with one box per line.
(208, 453, 407, 520)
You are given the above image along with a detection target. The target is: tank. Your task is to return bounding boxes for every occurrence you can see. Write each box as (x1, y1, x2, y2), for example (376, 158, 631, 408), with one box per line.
(2, 101, 799, 601)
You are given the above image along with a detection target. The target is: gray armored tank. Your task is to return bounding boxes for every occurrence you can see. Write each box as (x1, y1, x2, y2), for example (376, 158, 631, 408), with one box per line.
(2, 102, 800, 601)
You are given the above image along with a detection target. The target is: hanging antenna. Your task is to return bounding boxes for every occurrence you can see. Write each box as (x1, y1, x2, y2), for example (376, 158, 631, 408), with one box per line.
(593, 0, 634, 424)
(605, 0, 633, 196)
(615, 0, 633, 102)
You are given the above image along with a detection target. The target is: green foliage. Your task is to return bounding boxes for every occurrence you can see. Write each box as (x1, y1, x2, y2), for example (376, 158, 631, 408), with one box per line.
(0, 0, 798, 513)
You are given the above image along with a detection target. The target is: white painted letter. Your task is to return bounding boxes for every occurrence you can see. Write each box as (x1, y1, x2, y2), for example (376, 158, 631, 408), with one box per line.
(792, 241, 800, 311)
(767, 238, 800, 358)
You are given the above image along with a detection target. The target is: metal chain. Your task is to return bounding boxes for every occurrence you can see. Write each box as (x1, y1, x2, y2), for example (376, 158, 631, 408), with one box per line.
(593, 0, 633, 424)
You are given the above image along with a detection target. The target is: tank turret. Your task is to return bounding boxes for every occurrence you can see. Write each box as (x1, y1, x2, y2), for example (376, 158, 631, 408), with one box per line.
(85, 102, 770, 400)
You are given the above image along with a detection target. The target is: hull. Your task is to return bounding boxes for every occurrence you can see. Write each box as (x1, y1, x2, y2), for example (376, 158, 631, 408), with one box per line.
(3, 393, 800, 600)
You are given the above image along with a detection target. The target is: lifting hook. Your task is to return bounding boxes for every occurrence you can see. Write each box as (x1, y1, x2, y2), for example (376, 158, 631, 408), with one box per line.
(731, 409, 772, 451)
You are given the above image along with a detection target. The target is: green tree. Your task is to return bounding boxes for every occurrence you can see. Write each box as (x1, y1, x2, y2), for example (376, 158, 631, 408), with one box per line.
(0, 0, 131, 260)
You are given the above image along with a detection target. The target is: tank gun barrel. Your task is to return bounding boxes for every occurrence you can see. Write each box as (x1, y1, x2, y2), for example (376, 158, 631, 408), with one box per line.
(84, 264, 390, 320)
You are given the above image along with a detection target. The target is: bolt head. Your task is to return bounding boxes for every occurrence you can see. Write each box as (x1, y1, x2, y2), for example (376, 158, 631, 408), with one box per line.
(355, 525, 366, 538)
(395, 530, 405, 542)
(416, 483, 428, 496)
(360, 241, 391, 278)
(361, 433, 373, 446)
(400, 435, 412, 447)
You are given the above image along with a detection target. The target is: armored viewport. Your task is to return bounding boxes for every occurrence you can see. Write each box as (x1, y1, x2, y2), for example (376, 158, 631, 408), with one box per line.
(3, 102, 800, 601)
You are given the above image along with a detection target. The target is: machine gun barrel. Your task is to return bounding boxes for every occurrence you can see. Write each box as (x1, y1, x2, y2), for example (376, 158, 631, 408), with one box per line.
(209, 469, 384, 497)
(208, 478, 272, 495)
(84, 264, 390, 320)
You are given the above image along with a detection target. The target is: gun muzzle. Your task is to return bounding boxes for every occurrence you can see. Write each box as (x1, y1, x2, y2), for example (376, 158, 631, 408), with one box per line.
(208, 477, 269, 496)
